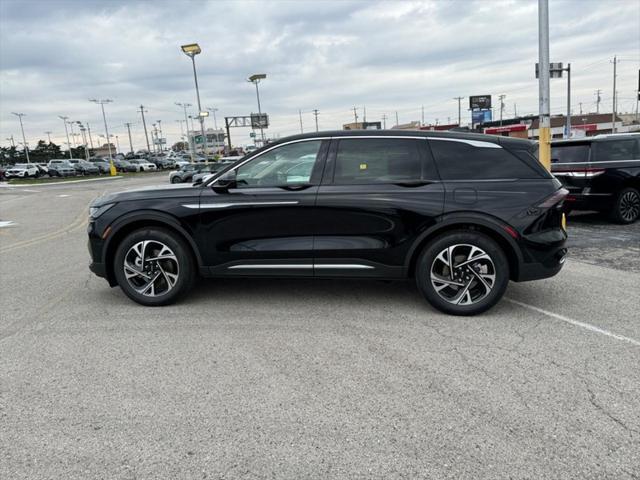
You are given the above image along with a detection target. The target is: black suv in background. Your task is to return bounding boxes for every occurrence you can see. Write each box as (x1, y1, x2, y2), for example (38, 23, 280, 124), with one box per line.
(88, 130, 567, 315)
(551, 133, 640, 223)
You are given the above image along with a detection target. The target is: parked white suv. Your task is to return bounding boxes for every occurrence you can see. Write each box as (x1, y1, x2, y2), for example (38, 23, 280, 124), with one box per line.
(129, 159, 157, 172)
(5, 163, 39, 178)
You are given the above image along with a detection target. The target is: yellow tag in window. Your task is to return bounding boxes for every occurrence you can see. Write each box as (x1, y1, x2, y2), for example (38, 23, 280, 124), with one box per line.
(359, 163, 368, 170)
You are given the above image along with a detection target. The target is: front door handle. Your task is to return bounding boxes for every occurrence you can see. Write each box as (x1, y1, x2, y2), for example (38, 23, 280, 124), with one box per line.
(279, 184, 313, 191)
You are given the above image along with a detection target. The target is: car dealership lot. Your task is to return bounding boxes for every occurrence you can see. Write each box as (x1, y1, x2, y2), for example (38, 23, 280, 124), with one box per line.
(1, 175, 638, 479)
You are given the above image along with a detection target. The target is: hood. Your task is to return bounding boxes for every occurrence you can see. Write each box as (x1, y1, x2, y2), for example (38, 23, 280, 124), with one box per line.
(91, 183, 200, 207)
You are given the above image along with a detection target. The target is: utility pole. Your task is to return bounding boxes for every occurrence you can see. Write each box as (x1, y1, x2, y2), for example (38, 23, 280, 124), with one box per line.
(565, 63, 572, 138)
(152, 123, 158, 154)
(176, 103, 195, 162)
(298, 109, 303, 133)
(11, 112, 29, 162)
(86, 123, 94, 149)
(68, 120, 76, 147)
(59, 116, 72, 159)
(421, 105, 425, 126)
(363, 106, 367, 123)
(611, 56, 618, 133)
(499, 94, 506, 126)
(537, 0, 551, 171)
(176, 120, 185, 148)
(579, 102, 583, 115)
(514, 103, 518, 117)
(45, 131, 52, 144)
(7, 135, 15, 147)
(138, 105, 151, 153)
(312, 109, 319, 132)
(595, 89, 602, 113)
(453, 97, 463, 126)
(395, 111, 399, 127)
(352, 106, 358, 124)
(157, 119, 163, 152)
(115, 135, 121, 153)
(382, 114, 387, 129)
(125, 122, 134, 154)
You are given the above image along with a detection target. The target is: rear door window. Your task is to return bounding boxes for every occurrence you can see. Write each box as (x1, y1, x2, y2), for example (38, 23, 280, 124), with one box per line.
(551, 144, 590, 164)
(593, 139, 638, 162)
(333, 138, 423, 184)
(428, 139, 541, 180)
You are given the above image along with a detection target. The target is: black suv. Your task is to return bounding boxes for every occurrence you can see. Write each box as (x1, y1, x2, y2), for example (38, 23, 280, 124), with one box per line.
(88, 130, 567, 315)
(551, 133, 640, 223)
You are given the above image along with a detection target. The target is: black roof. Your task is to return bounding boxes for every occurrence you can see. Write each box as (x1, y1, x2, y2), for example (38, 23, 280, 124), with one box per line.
(267, 129, 533, 149)
(552, 132, 639, 145)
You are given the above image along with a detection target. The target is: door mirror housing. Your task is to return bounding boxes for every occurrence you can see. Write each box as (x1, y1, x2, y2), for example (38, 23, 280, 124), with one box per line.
(212, 170, 237, 192)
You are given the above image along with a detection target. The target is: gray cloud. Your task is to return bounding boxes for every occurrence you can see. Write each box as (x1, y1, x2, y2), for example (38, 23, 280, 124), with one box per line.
(1, 0, 638, 150)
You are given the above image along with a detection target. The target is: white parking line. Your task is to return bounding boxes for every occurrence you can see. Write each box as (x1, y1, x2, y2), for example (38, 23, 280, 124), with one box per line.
(505, 298, 640, 347)
(0, 221, 16, 228)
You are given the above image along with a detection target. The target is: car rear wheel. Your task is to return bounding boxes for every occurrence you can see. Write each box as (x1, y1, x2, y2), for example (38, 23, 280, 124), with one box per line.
(415, 231, 509, 316)
(113, 228, 195, 306)
(171, 176, 182, 184)
(610, 187, 640, 224)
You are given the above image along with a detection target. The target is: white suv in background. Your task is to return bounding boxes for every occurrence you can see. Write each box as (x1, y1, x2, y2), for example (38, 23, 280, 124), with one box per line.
(129, 159, 157, 172)
(5, 163, 39, 178)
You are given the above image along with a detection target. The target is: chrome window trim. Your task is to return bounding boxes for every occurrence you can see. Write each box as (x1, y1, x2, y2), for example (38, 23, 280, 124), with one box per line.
(552, 159, 640, 167)
(426, 137, 502, 149)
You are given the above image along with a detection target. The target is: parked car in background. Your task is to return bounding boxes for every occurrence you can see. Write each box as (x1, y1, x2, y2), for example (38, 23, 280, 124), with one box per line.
(149, 155, 175, 170)
(89, 158, 111, 174)
(551, 133, 640, 224)
(34, 163, 49, 176)
(75, 160, 100, 175)
(47, 159, 76, 177)
(169, 163, 214, 183)
(5, 163, 39, 178)
(88, 130, 568, 315)
(129, 159, 157, 171)
(0, 166, 6, 181)
(113, 159, 139, 172)
(191, 162, 236, 184)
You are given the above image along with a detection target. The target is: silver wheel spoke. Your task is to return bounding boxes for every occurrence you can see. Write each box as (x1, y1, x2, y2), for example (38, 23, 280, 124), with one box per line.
(123, 240, 180, 298)
(430, 243, 497, 306)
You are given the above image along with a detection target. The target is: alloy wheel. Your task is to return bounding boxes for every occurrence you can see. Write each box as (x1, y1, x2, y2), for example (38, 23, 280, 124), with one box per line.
(123, 240, 179, 297)
(619, 190, 640, 222)
(430, 244, 496, 306)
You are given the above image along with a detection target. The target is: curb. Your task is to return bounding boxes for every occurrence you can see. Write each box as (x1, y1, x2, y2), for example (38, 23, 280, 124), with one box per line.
(1, 176, 125, 187)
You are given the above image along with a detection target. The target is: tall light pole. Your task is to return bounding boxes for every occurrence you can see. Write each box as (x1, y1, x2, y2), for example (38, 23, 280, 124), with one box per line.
(11, 112, 30, 162)
(207, 107, 219, 130)
(181, 43, 207, 155)
(68, 120, 77, 148)
(115, 135, 121, 153)
(7, 135, 15, 147)
(138, 105, 151, 153)
(157, 120, 164, 152)
(499, 94, 506, 126)
(537, 0, 551, 171)
(611, 56, 618, 134)
(78, 124, 90, 161)
(177, 102, 195, 162)
(90, 99, 115, 175)
(248, 73, 267, 143)
(59, 116, 72, 159)
(453, 97, 463, 126)
(45, 131, 52, 144)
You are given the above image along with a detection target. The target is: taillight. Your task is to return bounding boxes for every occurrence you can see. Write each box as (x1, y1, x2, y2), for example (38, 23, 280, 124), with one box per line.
(537, 188, 569, 208)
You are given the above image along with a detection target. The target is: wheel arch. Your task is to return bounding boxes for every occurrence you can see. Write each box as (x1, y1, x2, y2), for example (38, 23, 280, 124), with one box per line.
(406, 214, 523, 281)
(102, 211, 202, 286)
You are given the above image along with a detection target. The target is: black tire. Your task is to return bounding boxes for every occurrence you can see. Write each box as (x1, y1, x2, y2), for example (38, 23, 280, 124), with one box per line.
(171, 176, 182, 184)
(609, 187, 639, 224)
(415, 231, 510, 316)
(113, 228, 196, 306)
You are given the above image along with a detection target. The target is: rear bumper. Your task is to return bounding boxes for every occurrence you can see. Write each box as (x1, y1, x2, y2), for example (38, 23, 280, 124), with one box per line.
(514, 228, 567, 282)
(564, 193, 613, 211)
(89, 261, 107, 278)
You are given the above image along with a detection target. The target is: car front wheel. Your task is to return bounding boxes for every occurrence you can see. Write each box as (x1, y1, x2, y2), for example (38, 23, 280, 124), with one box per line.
(415, 231, 509, 316)
(610, 187, 640, 224)
(113, 228, 195, 306)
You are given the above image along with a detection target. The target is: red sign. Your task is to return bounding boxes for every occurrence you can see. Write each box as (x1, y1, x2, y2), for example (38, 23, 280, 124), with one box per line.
(572, 123, 597, 132)
(484, 124, 528, 134)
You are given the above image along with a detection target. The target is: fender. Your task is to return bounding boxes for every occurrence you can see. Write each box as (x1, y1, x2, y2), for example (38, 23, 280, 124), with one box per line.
(404, 211, 524, 269)
(102, 209, 204, 268)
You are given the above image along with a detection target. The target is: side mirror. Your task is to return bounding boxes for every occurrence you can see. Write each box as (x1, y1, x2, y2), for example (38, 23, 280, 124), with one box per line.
(212, 171, 237, 193)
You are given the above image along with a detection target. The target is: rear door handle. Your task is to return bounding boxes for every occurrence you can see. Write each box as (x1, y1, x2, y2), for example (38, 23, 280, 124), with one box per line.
(393, 180, 433, 188)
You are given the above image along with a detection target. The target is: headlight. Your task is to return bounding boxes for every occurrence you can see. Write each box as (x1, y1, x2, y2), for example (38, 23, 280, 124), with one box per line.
(89, 203, 115, 219)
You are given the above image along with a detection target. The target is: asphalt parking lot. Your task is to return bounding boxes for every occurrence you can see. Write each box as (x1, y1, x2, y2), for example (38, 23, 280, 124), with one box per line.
(1, 174, 639, 479)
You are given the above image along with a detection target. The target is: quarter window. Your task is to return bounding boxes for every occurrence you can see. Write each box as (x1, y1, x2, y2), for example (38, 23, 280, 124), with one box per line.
(593, 139, 638, 161)
(333, 138, 422, 184)
(235, 140, 322, 188)
(429, 140, 541, 180)
(551, 144, 590, 163)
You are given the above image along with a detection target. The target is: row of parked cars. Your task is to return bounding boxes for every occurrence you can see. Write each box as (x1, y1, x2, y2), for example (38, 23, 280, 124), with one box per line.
(168, 157, 242, 184)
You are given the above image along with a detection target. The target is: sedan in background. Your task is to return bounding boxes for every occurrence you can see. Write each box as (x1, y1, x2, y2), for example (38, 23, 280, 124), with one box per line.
(47, 160, 77, 177)
(113, 159, 140, 172)
(129, 159, 157, 172)
(89, 158, 111, 174)
(76, 160, 100, 175)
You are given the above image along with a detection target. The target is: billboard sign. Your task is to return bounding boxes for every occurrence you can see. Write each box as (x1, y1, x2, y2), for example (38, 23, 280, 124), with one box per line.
(472, 109, 492, 126)
(470, 95, 492, 110)
(250, 113, 269, 129)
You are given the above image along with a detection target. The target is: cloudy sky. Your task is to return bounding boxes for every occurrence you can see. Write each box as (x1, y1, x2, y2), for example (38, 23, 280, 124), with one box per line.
(0, 0, 638, 151)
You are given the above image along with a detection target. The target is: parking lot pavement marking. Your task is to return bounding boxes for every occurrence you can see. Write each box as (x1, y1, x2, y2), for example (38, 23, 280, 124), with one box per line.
(505, 298, 640, 347)
(57, 194, 70, 197)
(0, 221, 16, 228)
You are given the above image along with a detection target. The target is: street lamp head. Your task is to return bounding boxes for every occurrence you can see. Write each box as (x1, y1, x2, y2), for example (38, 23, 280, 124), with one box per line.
(248, 74, 267, 83)
(181, 43, 201, 57)
(199, 111, 209, 118)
